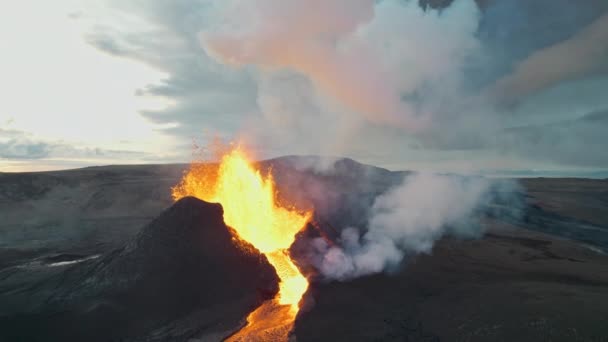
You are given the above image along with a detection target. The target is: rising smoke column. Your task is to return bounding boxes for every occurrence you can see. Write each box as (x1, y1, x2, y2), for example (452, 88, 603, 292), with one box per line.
(310, 173, 493, 280)
(198, 0, 510, 279)
(201, 0, 482, 137)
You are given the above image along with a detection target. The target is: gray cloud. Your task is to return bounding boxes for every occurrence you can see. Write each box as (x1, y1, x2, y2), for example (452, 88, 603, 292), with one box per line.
(495, 109, 608, 167)
(0, 140, 50, 159)
(454, 0, 608, 89)
(83, 0, 259, 140)
(0, 128, 152, 161)
(491, 12, 608, 103)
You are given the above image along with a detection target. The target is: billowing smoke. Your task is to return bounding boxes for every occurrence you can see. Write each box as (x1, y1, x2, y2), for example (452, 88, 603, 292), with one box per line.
(196, 0, 522, 279)
(201, 0, 483, 156)
(202, 0, 403, 126)
(307, 172, 492, 280)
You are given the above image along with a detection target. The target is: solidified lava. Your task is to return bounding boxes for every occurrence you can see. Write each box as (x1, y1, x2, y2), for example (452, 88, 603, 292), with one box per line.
(0, 197, 279, 341)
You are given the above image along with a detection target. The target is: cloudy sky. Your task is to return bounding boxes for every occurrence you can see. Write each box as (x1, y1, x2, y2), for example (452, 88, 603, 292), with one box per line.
(1, 0, 607, 173)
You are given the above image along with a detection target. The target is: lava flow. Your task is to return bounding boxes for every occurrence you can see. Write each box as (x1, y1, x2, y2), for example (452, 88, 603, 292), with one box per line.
(172, 146, 311, 341)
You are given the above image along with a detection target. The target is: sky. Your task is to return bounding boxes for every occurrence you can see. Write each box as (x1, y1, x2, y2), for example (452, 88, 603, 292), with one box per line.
(1, 0, 607, 174)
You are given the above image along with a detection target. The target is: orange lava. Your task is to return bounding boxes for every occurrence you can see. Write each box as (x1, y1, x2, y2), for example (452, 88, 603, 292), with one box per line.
(172, 146, 311, 340)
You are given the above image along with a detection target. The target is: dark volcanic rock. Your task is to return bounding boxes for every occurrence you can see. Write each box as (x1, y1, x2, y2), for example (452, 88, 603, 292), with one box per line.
(0, 197, 278, 341)
(3, 159, 608, 341)
(295, 226, 608, 342)
(261, 156, 407, 239)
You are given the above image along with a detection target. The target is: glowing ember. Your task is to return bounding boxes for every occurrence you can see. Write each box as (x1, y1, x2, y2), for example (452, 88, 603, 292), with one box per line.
(172, 146, 311, 339)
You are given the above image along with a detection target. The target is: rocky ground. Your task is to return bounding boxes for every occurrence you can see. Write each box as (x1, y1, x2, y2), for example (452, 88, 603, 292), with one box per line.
(296, 223, 608, 342)
(0, 158, 607, 341)
(0, 197, 277, 341)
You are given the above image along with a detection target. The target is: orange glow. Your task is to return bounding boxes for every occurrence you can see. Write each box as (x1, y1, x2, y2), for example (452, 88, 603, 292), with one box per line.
(172, 146, 311, 339)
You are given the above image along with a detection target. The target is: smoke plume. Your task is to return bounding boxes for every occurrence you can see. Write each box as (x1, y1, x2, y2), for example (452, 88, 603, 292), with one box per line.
(196, 0, 524, 279)
(308, 172, 492, 280)
(198, 0, 509, 278)
(201, 0, 482, 146)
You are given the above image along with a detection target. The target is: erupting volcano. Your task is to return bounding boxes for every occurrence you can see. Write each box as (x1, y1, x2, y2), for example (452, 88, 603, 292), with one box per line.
(172, 146, 312, 341)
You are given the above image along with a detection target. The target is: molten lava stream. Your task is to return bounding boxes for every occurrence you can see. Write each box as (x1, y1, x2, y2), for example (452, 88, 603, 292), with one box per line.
(172, 146, 311, 341)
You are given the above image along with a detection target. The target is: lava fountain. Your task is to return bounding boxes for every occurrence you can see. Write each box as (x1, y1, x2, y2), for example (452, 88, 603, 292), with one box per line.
(172, 146, 311, 341)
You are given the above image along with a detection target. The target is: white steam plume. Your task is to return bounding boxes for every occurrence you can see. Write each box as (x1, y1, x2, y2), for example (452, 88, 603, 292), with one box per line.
(310, 173, 491, 280)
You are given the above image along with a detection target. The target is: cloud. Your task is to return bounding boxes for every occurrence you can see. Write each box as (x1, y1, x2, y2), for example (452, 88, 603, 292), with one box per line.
(491, 12, 608, 103)
(495, 109, 608, 167)
(0, 128, 152, 161)
(0, 140, 50, 159)
(83, 1, 259, 140)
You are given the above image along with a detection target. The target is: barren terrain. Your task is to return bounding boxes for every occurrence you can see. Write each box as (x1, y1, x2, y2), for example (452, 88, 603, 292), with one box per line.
(1, 158, 607, 341)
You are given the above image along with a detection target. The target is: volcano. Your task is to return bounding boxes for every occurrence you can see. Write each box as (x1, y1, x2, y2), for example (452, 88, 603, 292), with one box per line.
(172, 147, 312, 341)
(0, 197, 278, 341)
(2, 158, 608, 341)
